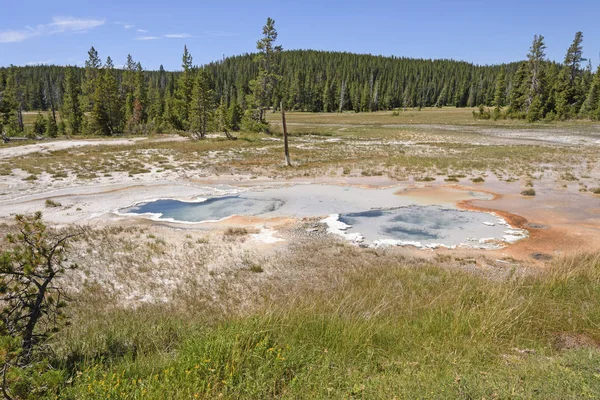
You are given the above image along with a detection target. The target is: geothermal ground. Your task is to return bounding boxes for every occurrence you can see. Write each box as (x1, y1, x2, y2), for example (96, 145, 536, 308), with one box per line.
(1, 110, 599, 306)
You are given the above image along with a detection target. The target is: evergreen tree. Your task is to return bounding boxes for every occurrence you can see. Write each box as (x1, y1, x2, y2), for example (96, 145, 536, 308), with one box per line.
(526, 34, 547, 117)
(168, 46, 194, 130)
(61, 67, 83, 134)
(507, 62, 529, 118)
(33, 112, 47, 136)
(81, 47, 102, 112)
(91, 57, 124, 135)
(555, 32, 587, 119)
(493, 68, 506, 107)
(215, 101, 236, 139)
(123, 54, 137, 123)
(126, 61, 148, 131)
(190, 69, 214, 139)
(45, 114, 58, 138)
(580, 65, 600, 119)
(249, 18, 282, 122)
(134, 62, 148, 120)
(228, 101, 242, 131)
(1, 66, 25, 135)
(564, 32, 586, 82)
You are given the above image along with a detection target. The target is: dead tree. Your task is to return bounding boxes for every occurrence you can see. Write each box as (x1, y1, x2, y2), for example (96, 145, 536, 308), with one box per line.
(280, 101, 291, 166)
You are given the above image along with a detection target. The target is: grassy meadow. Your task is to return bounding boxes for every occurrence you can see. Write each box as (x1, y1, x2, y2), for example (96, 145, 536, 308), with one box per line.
(1, 108, 600, 399)
(50, 246, 600, 399)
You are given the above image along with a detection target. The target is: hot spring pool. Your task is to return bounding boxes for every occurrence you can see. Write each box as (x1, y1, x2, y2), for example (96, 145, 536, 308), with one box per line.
(120, 196, 284, 223)
(118, 185, 527, 249)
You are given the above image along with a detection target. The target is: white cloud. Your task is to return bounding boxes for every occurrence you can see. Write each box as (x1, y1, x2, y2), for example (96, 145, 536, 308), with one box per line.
(137, 29, 148, 33)
(49, 17, 105, 32)
(134, 36, 160, 41)
(24, 59, 54, 66)
(0, 16, 105, 43)
(163, 33, 192, 38)
(114, 21, 134, 29)
(205, 30, 239, 37)
(0, 31, 31, 43)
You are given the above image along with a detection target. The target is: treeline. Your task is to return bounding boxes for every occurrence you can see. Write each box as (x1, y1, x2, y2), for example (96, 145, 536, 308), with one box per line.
(475, 31, 600, 121)
(205, 51, 521, 112)
(0, 53, 521, 131)
(1, 21, 598, 137)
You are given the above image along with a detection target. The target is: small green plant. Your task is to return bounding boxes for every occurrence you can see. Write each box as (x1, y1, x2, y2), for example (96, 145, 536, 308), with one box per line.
(472, 104, 491, 120)
(224, 227, 248, 236)
(471, 177, 485, 183)
(591, 187, 600, 194)
(445, 177, 459, 182)
(561, 172, 579, 181)
(45, 199, 62, 208)
(521, 188, 536, 196)
(249, 264, 264, 273)
(415, 176, 435, 182)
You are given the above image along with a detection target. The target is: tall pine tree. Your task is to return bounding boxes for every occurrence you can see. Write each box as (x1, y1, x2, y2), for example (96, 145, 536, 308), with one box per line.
(61, 67, 83, 135)
(249, 17, 282, 122)
(190, 69, 214, 139)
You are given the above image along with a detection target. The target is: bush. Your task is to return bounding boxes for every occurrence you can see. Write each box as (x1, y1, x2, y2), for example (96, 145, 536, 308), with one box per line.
(241, 110, 269, 133)
(224, 227, 248, 236)
(472, 105, 491, 120)
(545, 110, 558, 121)
(45, 199, 62, 208)
(415, 176, 435, 182)
(45, 118, 58, 138)
(471, 177, 485, 183)
(58, 120, 66, 136)
(521, 188, 536, 196)
(33, 113, 47, 136)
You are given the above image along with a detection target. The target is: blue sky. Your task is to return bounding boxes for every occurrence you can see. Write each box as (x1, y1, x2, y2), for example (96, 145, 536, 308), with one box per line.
(1, 0, 599, 71)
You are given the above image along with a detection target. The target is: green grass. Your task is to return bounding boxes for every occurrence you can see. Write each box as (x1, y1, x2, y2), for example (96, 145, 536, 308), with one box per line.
(47, 249, 600, 399)
(266, 107, 600, 128)
(2, 109, 599, 184)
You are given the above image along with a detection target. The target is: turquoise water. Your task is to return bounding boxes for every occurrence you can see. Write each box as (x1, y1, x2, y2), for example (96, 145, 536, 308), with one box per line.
(338, 205, 501, 245)
(121, 196, 284, 223)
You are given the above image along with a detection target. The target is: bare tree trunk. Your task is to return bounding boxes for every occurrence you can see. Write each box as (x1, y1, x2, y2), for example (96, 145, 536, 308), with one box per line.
(339, 80, 346, 113)
(17, 106, 23, 132)
(2, 362, 13, 400)
(46, 72, 57, 124)
(224, 129, 236, 140)
(280, 102, 291, 167)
